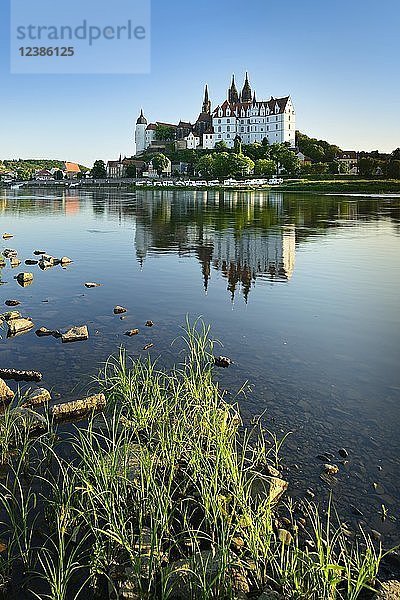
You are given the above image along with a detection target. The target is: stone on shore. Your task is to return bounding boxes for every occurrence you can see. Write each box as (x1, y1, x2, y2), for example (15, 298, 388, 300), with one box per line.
(22, 387, 51, 407)
(249, 473, 289, 505)
(7, 318, 34, 336)
(61, 325, 89, 343)
(374, 580, 400, 599)
(0, 378, 14, 405)
(114, 305, 127, 314)
(51, 393, 106, 422)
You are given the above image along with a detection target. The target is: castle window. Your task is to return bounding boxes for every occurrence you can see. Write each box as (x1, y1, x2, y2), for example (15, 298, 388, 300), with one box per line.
(267, 126, 269, 131)
(276, 125, 278, 129)
(227, 134, 230, 138)
(227, 126, 230, 132)
(218, 134, 222, 139)
(218, 126, 221, 132)
(227, 119, 230, 123)
(218, 119, 221, 124)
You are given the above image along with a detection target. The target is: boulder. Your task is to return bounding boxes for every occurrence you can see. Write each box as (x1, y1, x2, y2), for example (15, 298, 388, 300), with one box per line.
(13, 408, 47, 435)
(25, 259, 38, 265)
(248, 473, 288, 506)
(214, 356, 233, 368)
(125, 329, 139, 336)
(0, 311, 21, 323)
(3, 249, 17, 258)
(51, 393, 106, 422)
(7, 318, 34, 336)
(61, 325, 89, 343)
(2, 233, 13, 239)
(10, 257, 21, 268)
(16, 272, 34, 287)
(0, 378, 14, 405)
(4, 300, 20, 307)
(374, 580, 400, 599)
(85, 282, 101, 288)
(33, 250, 46, 255)
(39, 258, 54, 270)
(0, 369, 42, 382)
(60, 256, 73, 265)
(22, 387, 51, 407)
(35, 327, 56, 337)
(145, 320, 154, 327)
(114, 305, 127, 314)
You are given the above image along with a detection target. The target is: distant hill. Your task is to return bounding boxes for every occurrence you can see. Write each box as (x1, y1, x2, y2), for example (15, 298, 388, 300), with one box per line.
(0, 159, 89, 173)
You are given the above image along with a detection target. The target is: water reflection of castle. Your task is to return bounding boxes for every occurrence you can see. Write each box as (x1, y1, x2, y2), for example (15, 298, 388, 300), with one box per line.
(134, 195, 295, 302)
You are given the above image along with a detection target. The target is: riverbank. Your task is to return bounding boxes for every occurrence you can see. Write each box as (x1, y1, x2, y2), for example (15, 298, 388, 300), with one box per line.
(0, 322, 397, 599)
(278, 179, 400, 194)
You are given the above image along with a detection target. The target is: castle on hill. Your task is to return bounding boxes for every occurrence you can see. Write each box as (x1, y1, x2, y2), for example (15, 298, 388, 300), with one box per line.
(134, 73, 295, 154)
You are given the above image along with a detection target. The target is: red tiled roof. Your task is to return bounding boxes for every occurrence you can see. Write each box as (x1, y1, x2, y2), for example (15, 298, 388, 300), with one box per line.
(65, 162, 81, 173)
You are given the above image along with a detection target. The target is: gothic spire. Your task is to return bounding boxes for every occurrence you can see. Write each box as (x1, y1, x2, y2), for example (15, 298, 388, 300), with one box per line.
(228, 74, 239, 104)
(202, 84, 211, 114)
(136, 108, 147, 125)
(241, 71, 252, 103)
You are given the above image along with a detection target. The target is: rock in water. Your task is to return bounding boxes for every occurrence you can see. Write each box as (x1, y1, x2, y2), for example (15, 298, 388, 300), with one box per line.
(22, 387, 51, 407)
(33, 250, 46, 255)
(51, 393, 106, 422)
(85, 282, 101, 288)
(338, 447, 349, 458)
(5, 300, 20, 307)
(143, 343, 154, 350)
(16, 272, 34, 287)
(61, 325, 89, 343)
(214, 356, 233, 368)
(0, 378, 14, 405)
(10, 257, 21, 268)
(324, 463, 339, 475)
(0, 369, 42, 382)
(7, 318, 34, 336)
(3, 249, 17, 258)
(114, 305, 127, 314)
(145, 320, 154, 327)
(125, 329, 139, 336)
(2, 233, 13, 239)
(60, 256, 72, 265)
(25, 259, 38, 265)
(35, 327, 56, 337)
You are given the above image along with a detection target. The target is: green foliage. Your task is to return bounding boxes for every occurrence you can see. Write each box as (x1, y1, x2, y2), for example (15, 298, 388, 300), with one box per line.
(125, 163, 137, 178)
(151, 153, 169, 176)
(91, 160, 107, 179)
(195, 152, 254, 179)
(155, 125, 176, 141)
(254, 159, 275, 178)
(296, 131, 342, 162)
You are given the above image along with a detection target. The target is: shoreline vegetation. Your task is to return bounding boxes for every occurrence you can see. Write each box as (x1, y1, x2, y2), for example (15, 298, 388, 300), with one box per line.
(0, 321, 397, 599)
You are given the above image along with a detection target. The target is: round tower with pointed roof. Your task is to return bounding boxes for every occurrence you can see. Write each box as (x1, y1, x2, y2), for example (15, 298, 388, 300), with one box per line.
(135, 109, 148, 154)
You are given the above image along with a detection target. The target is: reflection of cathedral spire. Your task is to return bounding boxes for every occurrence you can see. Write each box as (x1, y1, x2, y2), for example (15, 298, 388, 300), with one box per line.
(196, 244, 213, 293)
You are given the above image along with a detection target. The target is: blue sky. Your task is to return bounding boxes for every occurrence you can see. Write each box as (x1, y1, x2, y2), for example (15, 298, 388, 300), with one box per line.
(0, 0, 399, 167)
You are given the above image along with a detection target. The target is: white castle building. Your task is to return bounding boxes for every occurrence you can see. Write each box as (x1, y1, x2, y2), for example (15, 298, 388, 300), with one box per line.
(135, 73, 295, 154)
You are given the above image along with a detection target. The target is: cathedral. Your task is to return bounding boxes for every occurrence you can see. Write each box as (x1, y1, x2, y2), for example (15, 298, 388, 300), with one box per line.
(135, 73, 295, 154)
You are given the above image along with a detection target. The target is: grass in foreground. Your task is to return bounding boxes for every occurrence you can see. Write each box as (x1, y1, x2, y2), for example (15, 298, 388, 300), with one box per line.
(0, 320, 391, 599)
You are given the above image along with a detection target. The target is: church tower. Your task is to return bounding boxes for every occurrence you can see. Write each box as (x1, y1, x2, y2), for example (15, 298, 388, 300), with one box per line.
(202, 84, 211, 114)
(241, 72, 252, 103)
(135, 109, 147, 155)
(228, 74, 239, 104)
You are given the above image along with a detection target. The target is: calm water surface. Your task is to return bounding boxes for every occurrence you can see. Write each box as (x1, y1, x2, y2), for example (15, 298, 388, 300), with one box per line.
(1, 188, 399, 541)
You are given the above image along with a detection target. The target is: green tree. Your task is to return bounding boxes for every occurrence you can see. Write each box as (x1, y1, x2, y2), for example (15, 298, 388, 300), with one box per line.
(155, 125, 176, 141)
(91, 160, 107, 179)
(151, 153, 169, 176)
(125, 163, 137, 178)
(254, 159, 275, 178)
(195, 154, 214, 179)
(230, 153, 254, 177)
(213, 140, 229, 153)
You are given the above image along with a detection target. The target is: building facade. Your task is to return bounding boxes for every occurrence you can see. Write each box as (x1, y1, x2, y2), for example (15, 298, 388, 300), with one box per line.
(134, 73, 295, 154)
